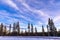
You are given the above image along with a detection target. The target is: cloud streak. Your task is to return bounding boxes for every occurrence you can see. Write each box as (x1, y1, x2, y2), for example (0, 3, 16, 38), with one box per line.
(0, 0, 60, 31)
(4, 0, 19, 10)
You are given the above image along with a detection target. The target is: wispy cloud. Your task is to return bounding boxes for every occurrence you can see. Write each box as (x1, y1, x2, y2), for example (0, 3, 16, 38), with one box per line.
(0, 10, 22, 25)
(19, 0, 48, 17)
(18, 0, 50, 23)
(0, 0, 60, 31)
(0, 0, 19, 10)
(13, 14, 33, 22)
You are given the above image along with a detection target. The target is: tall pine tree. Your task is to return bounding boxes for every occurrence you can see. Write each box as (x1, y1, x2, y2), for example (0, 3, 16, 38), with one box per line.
(13, 23, 16, 32)
(9, 24, 11, 34)
(31, 24, 33, 33)
(42, 25, 45, 36)
(35, 27, 37, 33)
(48, 18, 57, 36)
(16, 22, 20, 34)
(0, 23, 3, 36)
(28, 23, 30, 33)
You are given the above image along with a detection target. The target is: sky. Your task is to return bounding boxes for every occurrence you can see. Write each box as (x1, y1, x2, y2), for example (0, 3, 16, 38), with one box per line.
(0, 0, 60, 32)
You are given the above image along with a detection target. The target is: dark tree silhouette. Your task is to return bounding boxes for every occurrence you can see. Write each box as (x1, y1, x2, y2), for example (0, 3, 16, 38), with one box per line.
(35, 27, 37, 33)
(48, 18, 57, 36)
(47, 25, 50, 36)
(16, 22, 20, 34)
(31, 24, 33, 33)
(9, 24, 11, 34)
(0, 18, 58, 36)
(42, 25, 45, 36)
(4, 26, 6, 35)
(13, 23, 16, 32)
(28, 23, 30, 33)
(0, 23, 3, 36)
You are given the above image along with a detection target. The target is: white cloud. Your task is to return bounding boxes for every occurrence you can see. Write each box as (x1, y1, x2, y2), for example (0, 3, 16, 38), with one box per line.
(1, 0, 19, 10)
(0, 10, 32, 28)
(18, 0, 49, 17)
(0, 10, 28, 30)
(17, 0, 50, 25)
(13, 14, 33, 22)
(0, 10, 20, 24)
(15, 0, 51, 30)
(54, 16, 60, 22)
(1, 0, 60, 32)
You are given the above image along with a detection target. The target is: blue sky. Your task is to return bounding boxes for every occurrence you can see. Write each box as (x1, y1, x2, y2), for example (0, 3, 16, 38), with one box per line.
(0, 0, 60, 32)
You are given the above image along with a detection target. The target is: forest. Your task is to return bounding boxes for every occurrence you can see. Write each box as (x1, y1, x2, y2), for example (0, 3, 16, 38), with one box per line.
(0, 18, 60, 36)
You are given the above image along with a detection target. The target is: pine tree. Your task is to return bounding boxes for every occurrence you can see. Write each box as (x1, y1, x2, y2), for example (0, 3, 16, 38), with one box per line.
(48, 18, 56, 36)
(28, 23, 30, 33)
(9, 24, 11, 34)
(0, 25, 1, 35)
(0, 23, 3, 36)
(4, 26, 6, 35)
(47, 25, 50, 36)
(13, 23, 16, 32)
(31, 24, 33, 33)
(16, 22, 20, 34)
(48, 18, 51, 26)
(42, 25, 44, 36)
(35, 27, 37, 33)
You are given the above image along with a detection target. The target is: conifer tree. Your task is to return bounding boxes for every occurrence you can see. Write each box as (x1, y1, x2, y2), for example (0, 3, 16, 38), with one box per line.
(47, 25, 49, 36)
(13, 23, 16, 32)
(42, 25, 44, 36)
(16, 22, 20, 34)
(0, 23, 3, 36)
(9, 24, 11, 34)
(0, 25, 1, 35)
(25, 29, 27, 33)
(31, 24, 33, 33)
(4, 26, 6, 35)
(35, 27, 37, 33)
(48, 18, 57, 36)
(28, 23, 30, 33)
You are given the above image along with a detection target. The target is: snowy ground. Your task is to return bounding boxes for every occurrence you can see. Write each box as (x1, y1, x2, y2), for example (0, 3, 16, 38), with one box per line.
(0, 36, 60, 40)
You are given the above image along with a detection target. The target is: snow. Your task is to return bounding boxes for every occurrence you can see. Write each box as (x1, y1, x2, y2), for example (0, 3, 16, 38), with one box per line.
(0, 36, 60, 40)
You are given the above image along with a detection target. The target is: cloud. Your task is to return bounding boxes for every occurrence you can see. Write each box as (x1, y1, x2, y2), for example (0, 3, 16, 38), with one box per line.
(53, 16, 60, 27)
(0, 0, 19, 10)
(1, 0, 60, 32)
(13, 14, 33, 22)
(18, 0, 50, 24)
(0, 0, 38, 23)
(18, 0, 49, 17)
(0, 10, 20, 24)
(0, 10, 32, 28)
(54, 16, 60, 22)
